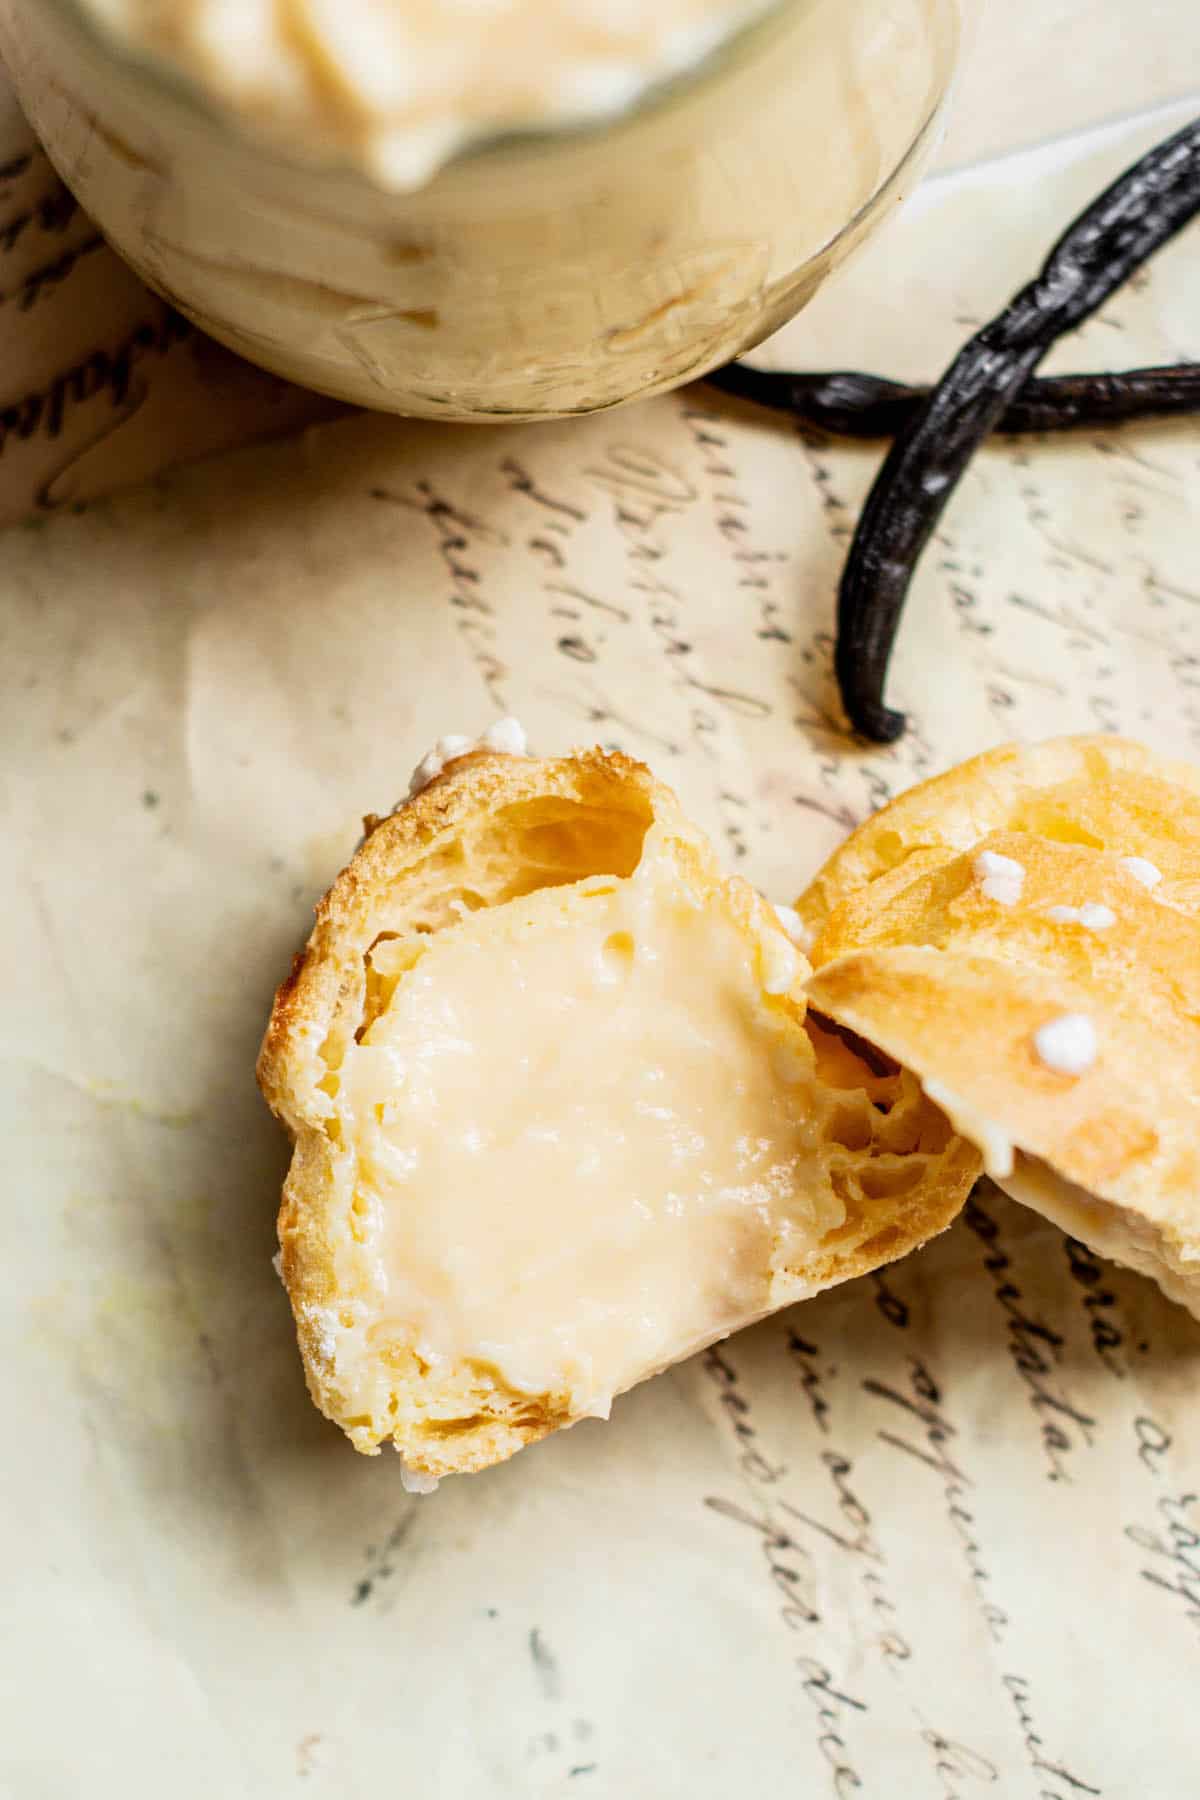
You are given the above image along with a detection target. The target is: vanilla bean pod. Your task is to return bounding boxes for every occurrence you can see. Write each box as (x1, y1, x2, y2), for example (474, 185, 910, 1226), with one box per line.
(830, 114, 1200, 742)
(706, 360, 1200, 437)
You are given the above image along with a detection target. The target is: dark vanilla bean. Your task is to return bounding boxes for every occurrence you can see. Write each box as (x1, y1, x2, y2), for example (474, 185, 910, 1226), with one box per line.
(835, 114, 1200, 742)
(705, 360, 1200, 438)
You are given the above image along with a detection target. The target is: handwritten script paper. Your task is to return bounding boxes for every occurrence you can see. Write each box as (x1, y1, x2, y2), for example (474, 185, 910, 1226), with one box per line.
(0, 78, 330, 524)
(5, 98, 1200, 1800)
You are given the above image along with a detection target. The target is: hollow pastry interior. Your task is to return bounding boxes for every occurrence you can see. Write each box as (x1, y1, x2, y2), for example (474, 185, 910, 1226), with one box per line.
(260, 750, 978, 1479)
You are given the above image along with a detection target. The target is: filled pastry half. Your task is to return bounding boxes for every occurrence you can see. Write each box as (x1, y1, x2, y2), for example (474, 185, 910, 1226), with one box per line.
(799, 734, 1200, 1319)
(259, 733, 979, 1481)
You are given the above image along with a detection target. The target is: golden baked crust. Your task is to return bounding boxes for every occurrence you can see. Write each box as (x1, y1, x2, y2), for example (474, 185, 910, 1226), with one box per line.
(799, 738, 1200, 1316)
(797, 733, 1200, 940)
(259, 745, 979, 1479)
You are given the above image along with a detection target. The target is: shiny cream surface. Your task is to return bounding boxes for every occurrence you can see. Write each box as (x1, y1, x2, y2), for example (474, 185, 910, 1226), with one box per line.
(335, 850, 826, 1412)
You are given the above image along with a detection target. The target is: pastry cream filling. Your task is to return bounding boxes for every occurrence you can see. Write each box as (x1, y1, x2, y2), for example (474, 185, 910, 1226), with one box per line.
(335, 831, 829, 1414)
(79, 0, 774, 188)
(998, 1157, 1198, 1318)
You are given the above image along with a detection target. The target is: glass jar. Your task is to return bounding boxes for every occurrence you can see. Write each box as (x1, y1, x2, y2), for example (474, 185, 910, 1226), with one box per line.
(0, 0, 972, 420)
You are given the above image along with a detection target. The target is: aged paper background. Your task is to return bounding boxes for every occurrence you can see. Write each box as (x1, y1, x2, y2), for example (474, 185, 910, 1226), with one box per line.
(4, 69, 1200, 1800)
(0, 0, 1194, 524)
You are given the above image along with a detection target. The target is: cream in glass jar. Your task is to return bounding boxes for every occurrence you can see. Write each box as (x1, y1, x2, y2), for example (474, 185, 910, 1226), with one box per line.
(0, 0, 971, 418)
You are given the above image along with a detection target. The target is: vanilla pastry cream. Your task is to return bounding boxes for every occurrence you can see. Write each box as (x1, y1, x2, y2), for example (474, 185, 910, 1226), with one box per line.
(258, 744, 978, 1478)
(1000, 1158, 1200, 1319)
(4, 0, 967, 414)
(78, 0, 775, 187)
(338, 847, 826, 1415)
